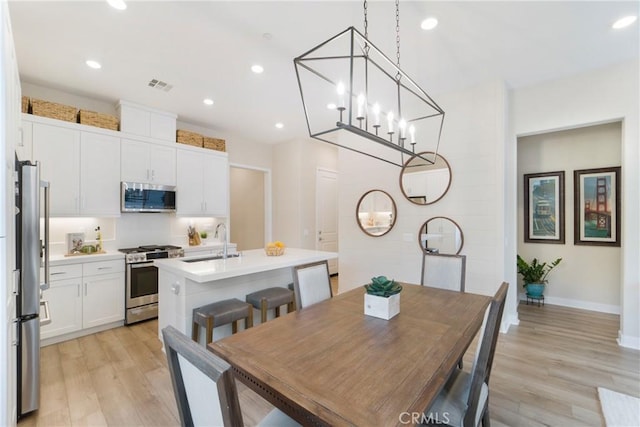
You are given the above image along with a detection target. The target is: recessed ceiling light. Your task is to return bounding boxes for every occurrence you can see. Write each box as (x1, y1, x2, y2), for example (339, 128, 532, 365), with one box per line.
(85, 60, 102, 69)
(251, 64, 264, 74)
(203, 98, 214, 106)
(612, 15, 637, 29)
(275, 122, 284, 129)
(106, 0, 127, 11)
(421, 17, 438, 30)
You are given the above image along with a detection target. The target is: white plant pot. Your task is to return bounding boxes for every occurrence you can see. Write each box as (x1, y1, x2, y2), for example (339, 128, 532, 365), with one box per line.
(364, 293, 400, 320)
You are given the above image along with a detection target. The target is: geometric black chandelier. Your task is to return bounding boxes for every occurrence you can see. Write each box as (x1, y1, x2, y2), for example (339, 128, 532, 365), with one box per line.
(294, 0, 445, 167)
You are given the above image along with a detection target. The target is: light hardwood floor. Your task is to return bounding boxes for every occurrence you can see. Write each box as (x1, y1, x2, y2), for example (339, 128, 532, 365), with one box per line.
(19, 295, 639, 426)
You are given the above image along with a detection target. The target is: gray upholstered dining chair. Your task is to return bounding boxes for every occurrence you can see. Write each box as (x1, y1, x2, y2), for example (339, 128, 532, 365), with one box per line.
(422, 282, 508, 427)
(292, 260, 332, 309)
(162, 325, 299, 427)
(421, 253, 467, 292)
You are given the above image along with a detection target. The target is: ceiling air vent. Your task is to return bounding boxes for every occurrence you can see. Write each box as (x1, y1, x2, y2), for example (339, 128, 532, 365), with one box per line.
(148, 78, 173, 92)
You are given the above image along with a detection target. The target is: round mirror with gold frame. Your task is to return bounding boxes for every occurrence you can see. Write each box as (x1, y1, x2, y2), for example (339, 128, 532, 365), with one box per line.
(418, 216, 464, 255)
(399, 151, 452, 205)
(356, 190, 397, 237)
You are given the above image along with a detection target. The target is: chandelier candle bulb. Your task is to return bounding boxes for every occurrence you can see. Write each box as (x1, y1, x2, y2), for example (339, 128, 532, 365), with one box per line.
(357, 93, 366, 119)
(387, 111, 394, 133)
(409, 124, 416, 144)
(399, 119, 407, 139)
(337, 82, 346, 108)
(372, 103, 381, 126)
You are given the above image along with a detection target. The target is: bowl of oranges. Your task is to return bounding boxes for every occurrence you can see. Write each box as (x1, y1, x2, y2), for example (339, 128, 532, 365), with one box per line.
(265, 241, 285, 256)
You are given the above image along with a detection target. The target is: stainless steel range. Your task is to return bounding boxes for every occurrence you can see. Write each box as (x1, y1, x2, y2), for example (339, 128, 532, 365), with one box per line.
(119, 245, 184, 324)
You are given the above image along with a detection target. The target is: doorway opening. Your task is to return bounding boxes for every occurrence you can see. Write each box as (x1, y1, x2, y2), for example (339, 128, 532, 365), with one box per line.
(229, 165, 271, 251)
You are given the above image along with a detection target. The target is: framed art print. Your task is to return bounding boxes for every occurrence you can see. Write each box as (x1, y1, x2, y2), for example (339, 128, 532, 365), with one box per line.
(524, 171, 565, 244)
(574, 167, 621, 246)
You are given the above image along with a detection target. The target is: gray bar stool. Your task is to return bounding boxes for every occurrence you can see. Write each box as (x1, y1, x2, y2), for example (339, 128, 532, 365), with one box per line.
(192, 298, 253, 345)
(246, 287, 295, 324)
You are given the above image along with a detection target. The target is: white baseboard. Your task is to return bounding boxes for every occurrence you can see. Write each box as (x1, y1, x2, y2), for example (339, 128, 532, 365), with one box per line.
(617, 331, 640, 350)
(500, 312, 519, 333)
(40, 320, 124, 347)
(519, 293, 620, 314)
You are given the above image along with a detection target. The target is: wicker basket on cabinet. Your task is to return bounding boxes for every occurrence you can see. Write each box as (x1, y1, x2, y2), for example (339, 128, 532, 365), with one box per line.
(203, 136, 226, 152)
(30, 99, 77, 122)
(78, 110, 119, 131)
(176, 129, 203, 147)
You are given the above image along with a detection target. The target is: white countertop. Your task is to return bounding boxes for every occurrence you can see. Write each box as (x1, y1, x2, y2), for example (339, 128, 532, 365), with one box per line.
(50, 251, 124, 266)
(155, 247, 337, 283)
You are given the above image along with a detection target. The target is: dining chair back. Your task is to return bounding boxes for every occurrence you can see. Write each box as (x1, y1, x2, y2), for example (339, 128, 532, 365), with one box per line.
(463, 281, 508, 426)
(421, 253, 466, 292)
(292, 260, 332, 309)
(162, 325, 299, 427)
(423, 282, 508, 427)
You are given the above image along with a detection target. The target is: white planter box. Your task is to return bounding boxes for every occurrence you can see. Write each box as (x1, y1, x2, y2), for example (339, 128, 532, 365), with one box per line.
(364, 293, 400, 320)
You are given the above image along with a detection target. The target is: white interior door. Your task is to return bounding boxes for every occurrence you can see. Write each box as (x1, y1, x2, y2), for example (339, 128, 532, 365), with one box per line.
(316, 169, 338, 275)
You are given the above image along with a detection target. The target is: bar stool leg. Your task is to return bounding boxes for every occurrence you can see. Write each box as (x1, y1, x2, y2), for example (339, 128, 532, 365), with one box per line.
(287, 301, 294, 314)
(192, 321, 199, 342)
(206, 317, 214, 344)
(260, 300, 268, 323)
(275, 306, 281, 318)
(232, 320, 238, 334)
(246, 308, 253, 329)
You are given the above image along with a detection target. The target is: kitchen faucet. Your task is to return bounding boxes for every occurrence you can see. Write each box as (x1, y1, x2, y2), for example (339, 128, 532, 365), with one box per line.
(214, 223, 228, 259)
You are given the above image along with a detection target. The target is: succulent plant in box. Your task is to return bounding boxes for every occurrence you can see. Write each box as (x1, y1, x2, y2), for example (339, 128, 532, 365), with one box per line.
(364, 276, 402, 298)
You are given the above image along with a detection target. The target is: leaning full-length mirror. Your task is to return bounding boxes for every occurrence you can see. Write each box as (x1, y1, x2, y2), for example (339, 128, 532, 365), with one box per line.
(418, 216, 464, 254)
(400, 152, 451, 205)
(356, 190, 397, 237)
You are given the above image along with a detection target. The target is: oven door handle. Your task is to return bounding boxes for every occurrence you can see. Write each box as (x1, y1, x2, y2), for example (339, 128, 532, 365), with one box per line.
(130, 262, 156, 269)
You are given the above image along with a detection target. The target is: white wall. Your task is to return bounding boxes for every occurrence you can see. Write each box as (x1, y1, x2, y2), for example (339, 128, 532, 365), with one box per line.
(511, 59, 639, 349)
(338, 80, 510, 312)
(517, 122, 622, 313)
(1, 1, 20, 423)
(272, 137, 337, 251)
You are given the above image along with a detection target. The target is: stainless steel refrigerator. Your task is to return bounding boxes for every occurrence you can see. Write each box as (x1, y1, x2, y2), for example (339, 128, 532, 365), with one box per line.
(15, 158, 49, 418)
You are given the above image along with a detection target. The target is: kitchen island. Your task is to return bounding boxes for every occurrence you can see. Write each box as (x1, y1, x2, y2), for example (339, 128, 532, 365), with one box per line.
(154, 248, 338, 343)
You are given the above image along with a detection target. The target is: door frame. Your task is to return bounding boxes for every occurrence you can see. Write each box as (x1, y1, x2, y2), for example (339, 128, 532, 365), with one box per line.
(229, 163, 272, 246)
(315, 168, 338, 274)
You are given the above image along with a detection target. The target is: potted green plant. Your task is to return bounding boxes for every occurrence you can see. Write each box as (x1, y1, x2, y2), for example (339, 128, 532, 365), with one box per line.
(364, 276, 402, 320)
(517, 255, 562, 297)
(199, 231, 208, 244)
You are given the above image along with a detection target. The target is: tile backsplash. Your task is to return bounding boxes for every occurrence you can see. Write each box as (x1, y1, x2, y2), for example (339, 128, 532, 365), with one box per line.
(47, 215, 225, 255)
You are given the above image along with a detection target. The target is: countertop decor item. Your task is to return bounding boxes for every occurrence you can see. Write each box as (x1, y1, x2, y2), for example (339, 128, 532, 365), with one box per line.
(188, 225, 201, 246)
(294, 0, 445, 167)
(265, 241, 285, 256)
(66, 232, 85, 254)
(364, 276, 402, 320)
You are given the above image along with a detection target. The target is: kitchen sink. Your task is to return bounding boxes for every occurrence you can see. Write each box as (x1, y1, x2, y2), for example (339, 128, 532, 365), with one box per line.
(182, 253, 241, 263)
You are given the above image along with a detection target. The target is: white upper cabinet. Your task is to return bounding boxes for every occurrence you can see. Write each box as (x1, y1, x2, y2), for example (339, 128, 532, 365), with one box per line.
(32, 122, 81, 216)
(121, 138, 176, 185)
(176, 148, 228, 216)
(31, 121, 120, 217)
(16, 119, 32, 161)
(80, 132, 120, 216)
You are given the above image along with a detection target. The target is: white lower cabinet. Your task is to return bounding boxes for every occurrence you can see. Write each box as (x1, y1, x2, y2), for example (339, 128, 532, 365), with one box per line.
(41, 273, 83, 340)
(82, 270, 124, 328)
(41, 259, 124, 341)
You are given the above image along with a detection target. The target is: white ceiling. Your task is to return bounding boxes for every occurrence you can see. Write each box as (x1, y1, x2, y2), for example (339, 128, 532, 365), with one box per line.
(8, 1, 639, 145)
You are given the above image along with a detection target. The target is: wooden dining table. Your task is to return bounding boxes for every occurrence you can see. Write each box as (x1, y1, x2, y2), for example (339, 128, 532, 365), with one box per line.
(208, 283, 491, 426)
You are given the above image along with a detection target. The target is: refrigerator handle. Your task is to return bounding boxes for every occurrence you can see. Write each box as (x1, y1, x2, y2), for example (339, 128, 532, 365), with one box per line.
(40, 180, 50, 294)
